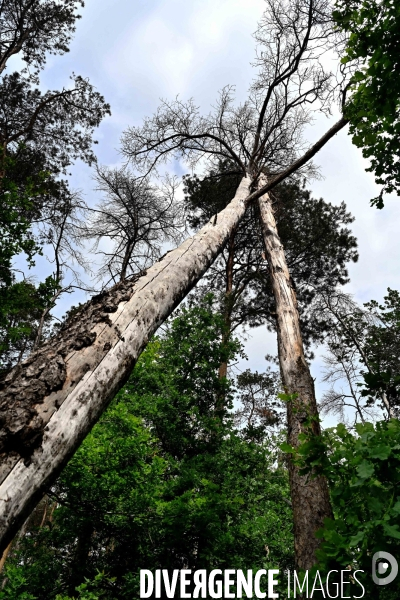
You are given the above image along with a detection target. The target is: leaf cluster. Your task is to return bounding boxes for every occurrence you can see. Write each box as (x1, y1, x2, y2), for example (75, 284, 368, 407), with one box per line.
(0, 0, 84, 78)
(292, 419, 400, 596)
(361, 289, 400, 415)
(334, 0, 400, 207)
(0, 276, 58, 374)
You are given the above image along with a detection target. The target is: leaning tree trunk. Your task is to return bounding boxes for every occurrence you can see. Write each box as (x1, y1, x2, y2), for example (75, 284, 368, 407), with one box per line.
(0, 176, 251, 554)
(258, 188, 332, 571)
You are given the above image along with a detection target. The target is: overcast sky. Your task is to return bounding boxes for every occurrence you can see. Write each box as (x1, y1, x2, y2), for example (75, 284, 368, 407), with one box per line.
(29, 0, 400, 409)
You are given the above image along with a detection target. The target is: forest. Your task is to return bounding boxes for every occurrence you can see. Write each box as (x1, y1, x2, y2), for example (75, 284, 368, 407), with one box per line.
(0, 0, 400, 598)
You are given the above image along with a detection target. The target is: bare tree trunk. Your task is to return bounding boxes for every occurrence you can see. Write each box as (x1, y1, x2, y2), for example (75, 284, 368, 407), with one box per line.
(258, 189, 332, 571)
(382, 392, 396, 420)
(0, 176, 251, 554)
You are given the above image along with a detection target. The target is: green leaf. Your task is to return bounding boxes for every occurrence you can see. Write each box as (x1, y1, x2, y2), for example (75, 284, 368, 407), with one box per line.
(279, 442, 295, 454)
(369, 445, 391, 460)
(383, 523, 400, 540)
(349, 530, 365, 547)
(357, 460, 374, 479)
(352, 70, 366, 82)
(278, 392, 298, 403)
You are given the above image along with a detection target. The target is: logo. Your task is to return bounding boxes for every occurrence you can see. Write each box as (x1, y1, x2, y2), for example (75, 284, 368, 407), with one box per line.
(372, 552, 398, 586)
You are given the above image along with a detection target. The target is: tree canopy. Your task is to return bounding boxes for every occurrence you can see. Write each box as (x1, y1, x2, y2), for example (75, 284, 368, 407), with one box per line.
(0, 0, 84, 76)
(0, 0, 109, 370)
(334, 0, 400, 207)
(184, 165, 358, 349)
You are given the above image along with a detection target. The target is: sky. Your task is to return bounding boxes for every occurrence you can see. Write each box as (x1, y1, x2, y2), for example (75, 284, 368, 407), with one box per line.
(23, 0, 400, 412)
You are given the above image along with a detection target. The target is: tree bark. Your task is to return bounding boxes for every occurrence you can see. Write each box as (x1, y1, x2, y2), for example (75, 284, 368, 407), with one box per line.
(258, 188, 332, 571)
(0, 176, 251, 554)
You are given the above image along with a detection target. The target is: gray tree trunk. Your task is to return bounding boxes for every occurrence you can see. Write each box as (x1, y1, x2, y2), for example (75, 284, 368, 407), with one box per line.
(0, 176, 251, 554)
(258, 189, 332, 571)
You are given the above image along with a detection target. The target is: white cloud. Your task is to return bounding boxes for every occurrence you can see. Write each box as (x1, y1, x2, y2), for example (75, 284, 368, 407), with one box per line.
(98, 0, 263, 105)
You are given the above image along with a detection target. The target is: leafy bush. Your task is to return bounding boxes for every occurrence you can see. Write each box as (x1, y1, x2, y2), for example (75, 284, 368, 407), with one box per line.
(295, 419, 400, 596)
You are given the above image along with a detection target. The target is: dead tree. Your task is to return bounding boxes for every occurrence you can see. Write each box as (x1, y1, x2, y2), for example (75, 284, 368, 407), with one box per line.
(258, 184, 333, 567)
(0, 0, 350, 566)
(0, 129, 345, 560)
(0, 176, 252, 553)
(83, 167, 184, 286)
(32, 188, 90, 352)
(313, 289, 395, 422)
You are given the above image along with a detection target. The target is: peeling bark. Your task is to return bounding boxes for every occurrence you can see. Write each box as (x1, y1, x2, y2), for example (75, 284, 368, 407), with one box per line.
(0, 176, 251, 554)
(258, 188, 332, 571)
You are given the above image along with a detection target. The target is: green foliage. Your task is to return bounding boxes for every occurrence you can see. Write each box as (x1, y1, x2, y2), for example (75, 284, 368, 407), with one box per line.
(0, 276, 59, 374)
(55, 573, 114, 600)
(294, 419, 400, 596)
(0, 0, 110, 370)
(0, 148, 82, 371)
(0, 153, 49, 285)
(334, 0, 400, 207)
(2, 300, 293, 598)
(183, 160, 242, 230)
(128, 298, 241, 455)
(360, 289, 400, 414)
(0, 150, 76, 373)
(0, 564, 37, 600)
